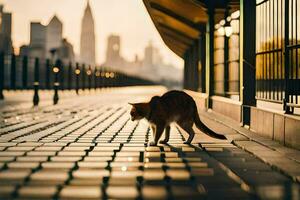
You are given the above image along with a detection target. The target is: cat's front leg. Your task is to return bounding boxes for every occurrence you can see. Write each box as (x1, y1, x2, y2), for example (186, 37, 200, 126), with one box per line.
(149, 124, 157, 146)
(150, 124, 164, 146)
(159, 125, 170, 144)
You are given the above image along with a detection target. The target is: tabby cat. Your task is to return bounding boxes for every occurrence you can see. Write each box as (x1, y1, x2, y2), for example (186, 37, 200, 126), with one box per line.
(129, 90, 226, 146)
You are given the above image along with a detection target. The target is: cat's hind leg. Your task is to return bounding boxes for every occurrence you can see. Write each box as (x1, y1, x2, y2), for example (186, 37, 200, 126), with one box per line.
(178, 122, 195, 144)
(159, 125, 170, 144)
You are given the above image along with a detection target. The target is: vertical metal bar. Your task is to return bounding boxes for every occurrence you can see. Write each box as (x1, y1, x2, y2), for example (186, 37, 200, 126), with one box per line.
(100, 68, 103, 88)
(45, 59, 50, 89)
(22, 56, 28, 89)
(284, 0, 290, 113)
(267, 0, 272, 99)
(258, 5, 261, 99)
(94, 67, 97, 90)
(206, 4, 214, 108)
(256, 6, 258, 99)
(262, 3, 267, 98)
(240, 0, 256, 125)
(271, 0, 276, 100)
(263, 3, 267, 99)
(266, 1, 268, 99)
(276, 0, 279, 100)
(68, 62, 72, 90)
(262, 4, 264, 99)
(53, 59, 61, 105)
(75, 62, 80, 95)
(281, 0, 284, 100)
(288, 0, 294, 104)
(88, 65, 92, 90)
(60, 62, 64, 91)
(82, 64, 85, 91)
(10, 53, 16, 90)
(0, 52, 4, 99)
(33, 58, 39, 106)
(295, 0, 298, 104)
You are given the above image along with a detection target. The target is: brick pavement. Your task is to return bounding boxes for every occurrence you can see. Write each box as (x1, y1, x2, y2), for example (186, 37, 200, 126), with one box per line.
(0, 87, 299, 199)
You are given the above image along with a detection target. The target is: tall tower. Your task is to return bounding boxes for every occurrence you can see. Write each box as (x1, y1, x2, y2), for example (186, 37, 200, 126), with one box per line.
(106, 35, 121, 63)
(80, 0, 96, 65)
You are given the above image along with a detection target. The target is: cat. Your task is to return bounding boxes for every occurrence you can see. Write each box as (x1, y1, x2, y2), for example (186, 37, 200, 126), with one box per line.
(129, 90, 226, 146)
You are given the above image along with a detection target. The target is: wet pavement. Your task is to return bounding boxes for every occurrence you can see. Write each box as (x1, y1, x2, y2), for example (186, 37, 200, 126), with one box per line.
(0, 87, 299, 200)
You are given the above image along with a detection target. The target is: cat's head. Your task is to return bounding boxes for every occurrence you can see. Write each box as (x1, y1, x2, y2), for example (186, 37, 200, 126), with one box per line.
(129, 103, 149, 121)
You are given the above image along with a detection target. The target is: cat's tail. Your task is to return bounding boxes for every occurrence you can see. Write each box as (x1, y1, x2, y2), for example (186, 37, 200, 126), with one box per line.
(193, 108, 227, 140)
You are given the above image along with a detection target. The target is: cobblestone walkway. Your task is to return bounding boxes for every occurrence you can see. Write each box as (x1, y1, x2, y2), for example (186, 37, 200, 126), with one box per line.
(0, 87, 299, 199)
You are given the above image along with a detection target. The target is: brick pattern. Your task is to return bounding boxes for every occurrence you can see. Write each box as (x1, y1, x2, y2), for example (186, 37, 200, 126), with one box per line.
(0, 89, 299, 199)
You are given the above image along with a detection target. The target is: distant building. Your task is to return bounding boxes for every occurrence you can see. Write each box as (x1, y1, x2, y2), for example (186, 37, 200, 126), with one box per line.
(30, 22, 46, 48)
(80, 0, 96, 65)
(46, 15, 63, 59)
(143, 41, 163, 68)
(102, 35, 182, 84)
(105, 35, 124, 67)
(0, 5, 13, 54)
(20, 15, 74, 64)
(57, 38, 75, 64)
(29, 22, 46, 60)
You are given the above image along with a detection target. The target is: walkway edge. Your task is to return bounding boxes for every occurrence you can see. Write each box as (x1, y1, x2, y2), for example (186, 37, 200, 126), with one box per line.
(200, 109, 300, 183)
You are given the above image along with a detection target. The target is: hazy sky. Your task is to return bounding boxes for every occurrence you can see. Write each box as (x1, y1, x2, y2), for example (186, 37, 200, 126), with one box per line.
(2, 0, 183, 68)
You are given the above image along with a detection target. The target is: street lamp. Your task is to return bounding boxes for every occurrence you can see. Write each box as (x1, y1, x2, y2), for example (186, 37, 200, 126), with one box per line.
(33, 58, 39, 106)
(87, 67, 92, 90)
(53, 66, 59, 73)
(75, 63, 80, 95)
(53, 64, 60, 105)
(86, 69, 92, 76)
(75, 69, 81, 75)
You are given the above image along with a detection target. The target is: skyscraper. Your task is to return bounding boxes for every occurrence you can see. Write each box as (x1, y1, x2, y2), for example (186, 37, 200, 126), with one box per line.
(46, 15, 63, 59)
(29, 22, 46, 60)
(30, 22, 46, 48)
(0, 5, 13, 55)
(80, 0, 96, 65)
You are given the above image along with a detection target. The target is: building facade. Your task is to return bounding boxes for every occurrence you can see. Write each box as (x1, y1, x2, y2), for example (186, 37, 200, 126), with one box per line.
(105, 35, 124, 67)
(29, 22, 46, 60)
(143, 41, 163, 68)
(80, 0, 96, 65)
(46, 15, 63, 59)
(0, 5, 13, 55)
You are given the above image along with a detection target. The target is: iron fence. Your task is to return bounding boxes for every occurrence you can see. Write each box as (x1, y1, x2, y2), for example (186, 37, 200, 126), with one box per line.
(0, 53, 155, 105)
(256, 0, 300, 113)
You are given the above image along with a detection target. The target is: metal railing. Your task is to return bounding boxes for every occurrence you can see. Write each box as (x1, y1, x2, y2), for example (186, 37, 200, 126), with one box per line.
(256, 0, 299, 113)
(0, 53, 155, 105)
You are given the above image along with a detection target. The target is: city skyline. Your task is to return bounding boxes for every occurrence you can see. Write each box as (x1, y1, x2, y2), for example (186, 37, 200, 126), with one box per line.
(2, 0, 183, 68)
